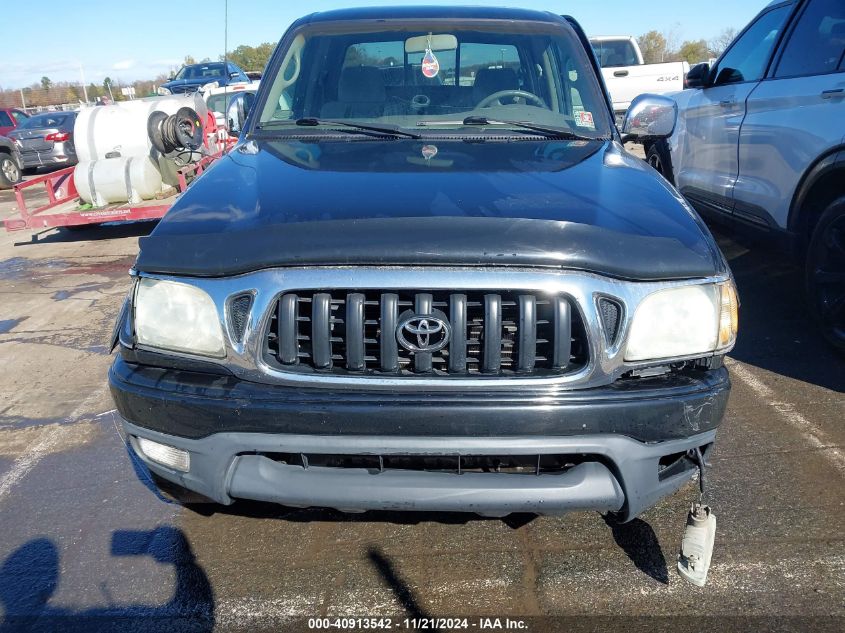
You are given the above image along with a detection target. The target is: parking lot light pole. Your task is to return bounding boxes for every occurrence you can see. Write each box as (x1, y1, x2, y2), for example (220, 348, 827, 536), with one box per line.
(79, 63, 89, 104)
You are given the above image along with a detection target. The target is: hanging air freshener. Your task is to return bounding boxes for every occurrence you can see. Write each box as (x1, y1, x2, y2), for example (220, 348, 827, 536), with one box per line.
(421, 33, 440, 79)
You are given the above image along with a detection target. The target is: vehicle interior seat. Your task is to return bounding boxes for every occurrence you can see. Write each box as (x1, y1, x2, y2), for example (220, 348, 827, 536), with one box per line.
(605, 53, 625, 67)
(823, 22, 845, 69)
(322, 66, 390, 118)
(472, 67, 519, 104)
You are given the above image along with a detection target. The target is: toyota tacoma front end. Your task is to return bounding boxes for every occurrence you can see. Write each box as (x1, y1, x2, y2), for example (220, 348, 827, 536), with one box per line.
(109, 6, 738, 522)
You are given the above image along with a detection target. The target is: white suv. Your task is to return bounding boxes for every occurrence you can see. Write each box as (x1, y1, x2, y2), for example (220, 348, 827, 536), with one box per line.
(644, 0, 845, 351)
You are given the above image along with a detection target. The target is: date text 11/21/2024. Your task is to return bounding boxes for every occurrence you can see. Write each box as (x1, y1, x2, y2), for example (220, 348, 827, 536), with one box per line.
(307, 617, 528, 630)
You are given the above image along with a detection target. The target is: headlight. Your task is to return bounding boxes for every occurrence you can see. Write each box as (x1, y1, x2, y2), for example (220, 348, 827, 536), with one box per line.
(134, 278, 224, 357)
(625, 280, 738, 362)
(157, 86, 172, 96)
(200, 81, 219, 93)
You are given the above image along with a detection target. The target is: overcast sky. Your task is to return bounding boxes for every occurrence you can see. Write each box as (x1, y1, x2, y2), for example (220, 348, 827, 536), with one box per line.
(1, 0, 766, 89)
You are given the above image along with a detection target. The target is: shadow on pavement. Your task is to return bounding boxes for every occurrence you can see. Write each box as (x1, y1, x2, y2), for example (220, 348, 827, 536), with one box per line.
(602, 514, 668, 584)
(0, 527, 214, 632)
(716, 232, 845, 393)
(367, 546, 433, 621)
(202, 499, 520, 528)
(13, 220, 159, 247)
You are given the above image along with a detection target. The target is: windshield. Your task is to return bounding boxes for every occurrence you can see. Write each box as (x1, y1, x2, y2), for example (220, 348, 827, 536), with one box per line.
(590, 39, 639, 68)
(256, 19, 612, 138)
(174, 63, 227, 80)
(18, 113, 71, 129)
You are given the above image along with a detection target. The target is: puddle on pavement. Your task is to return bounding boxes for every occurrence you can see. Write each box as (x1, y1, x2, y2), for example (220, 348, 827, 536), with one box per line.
(0, 255, 136, 282)
(52, 282, 112, 301)
(0, 317, 28, 334)
(0, 257, 68, 281)
(0, 420, 102, 457)
(0, 333, 113, 355)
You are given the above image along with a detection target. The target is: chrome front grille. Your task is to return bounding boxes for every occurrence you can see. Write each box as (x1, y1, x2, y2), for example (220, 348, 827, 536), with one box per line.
(264, 290, 588, 377)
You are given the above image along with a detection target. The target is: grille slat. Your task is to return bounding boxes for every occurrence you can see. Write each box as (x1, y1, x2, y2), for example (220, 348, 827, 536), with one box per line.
(268, 289, 588, 378)
(380, 292, 399, 372)
(345, 293, 365, 371)
(278, 294, 298, 365)
(518, 295, 537, 372)
(414, 293, 434, 373)
(553, 296, 572, 371)
(483, 294, 502, 373)
(449, 293, 467, 373)
(312, 293, 332, 369)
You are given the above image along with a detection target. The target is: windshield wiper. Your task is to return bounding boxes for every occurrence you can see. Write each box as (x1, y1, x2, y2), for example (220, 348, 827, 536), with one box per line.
(289, 117, 422, 139)
(457, 116, 602, 141)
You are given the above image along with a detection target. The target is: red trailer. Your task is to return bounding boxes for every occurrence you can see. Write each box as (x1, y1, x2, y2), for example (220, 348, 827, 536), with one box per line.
(3, 152, 222, 232)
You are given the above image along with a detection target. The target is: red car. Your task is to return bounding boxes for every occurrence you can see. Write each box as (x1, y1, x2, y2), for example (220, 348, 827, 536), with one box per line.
(0, 108, 29, 137)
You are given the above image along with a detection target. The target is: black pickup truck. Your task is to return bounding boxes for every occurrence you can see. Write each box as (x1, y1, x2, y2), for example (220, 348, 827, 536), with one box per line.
(109, 6, 738, 522)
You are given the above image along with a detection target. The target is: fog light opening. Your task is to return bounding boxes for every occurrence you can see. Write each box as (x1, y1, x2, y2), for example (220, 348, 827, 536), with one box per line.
(136, 437, 190, 472)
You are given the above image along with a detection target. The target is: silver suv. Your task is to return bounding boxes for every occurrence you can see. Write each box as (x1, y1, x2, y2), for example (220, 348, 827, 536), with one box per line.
(644, 0, 845, 351)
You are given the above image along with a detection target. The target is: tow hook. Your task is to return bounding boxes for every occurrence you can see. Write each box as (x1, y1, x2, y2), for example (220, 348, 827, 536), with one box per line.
(677, 447, 716, 587)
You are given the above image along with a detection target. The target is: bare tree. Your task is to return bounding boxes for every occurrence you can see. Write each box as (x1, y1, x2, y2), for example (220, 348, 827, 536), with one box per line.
(662, 22, 683, 60)
(710, 27, 738, 57)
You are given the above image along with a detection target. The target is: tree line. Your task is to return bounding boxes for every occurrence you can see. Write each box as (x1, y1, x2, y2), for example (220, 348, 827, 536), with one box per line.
(0, 31, 740, 111)
(637, 27, 737, 64)
(0, 42, 276, 109)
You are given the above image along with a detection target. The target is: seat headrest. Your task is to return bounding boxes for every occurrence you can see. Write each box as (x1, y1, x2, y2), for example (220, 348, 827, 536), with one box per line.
(339, 66, 386, 102)
(472, 67, 519, 102)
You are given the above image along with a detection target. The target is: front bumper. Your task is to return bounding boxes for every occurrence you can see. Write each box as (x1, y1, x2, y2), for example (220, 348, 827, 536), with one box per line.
(110, 358, 728, 520)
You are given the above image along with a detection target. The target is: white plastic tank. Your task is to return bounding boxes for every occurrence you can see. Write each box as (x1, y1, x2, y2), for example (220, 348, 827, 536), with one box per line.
(74, 156, 163, 207)
(74, 93, 208, 162)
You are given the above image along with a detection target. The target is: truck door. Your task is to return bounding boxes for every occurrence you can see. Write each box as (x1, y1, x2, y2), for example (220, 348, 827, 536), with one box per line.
(675, 3, 791, 217)
(735, 0, 845, 229)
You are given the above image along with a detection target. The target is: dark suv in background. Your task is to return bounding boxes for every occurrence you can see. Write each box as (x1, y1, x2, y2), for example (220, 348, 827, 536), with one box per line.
(157, 61, 251, 95)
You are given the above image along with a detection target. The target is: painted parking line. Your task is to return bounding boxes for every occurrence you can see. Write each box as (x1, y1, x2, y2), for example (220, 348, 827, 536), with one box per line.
(726, 358, 845, 474)
(0, 385, 109, 502)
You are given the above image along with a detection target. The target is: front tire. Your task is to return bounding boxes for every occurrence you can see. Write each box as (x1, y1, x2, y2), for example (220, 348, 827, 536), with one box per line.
(646, 141, 674, 185)
(0, 154, 21, 189)
(806, 197, 845, 353)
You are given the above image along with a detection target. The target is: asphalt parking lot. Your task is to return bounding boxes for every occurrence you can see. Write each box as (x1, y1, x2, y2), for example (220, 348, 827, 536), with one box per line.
(0, 160, 843, 632)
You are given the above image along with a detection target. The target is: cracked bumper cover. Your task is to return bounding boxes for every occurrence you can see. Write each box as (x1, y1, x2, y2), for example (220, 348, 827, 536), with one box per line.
(110, 358, 729, 520)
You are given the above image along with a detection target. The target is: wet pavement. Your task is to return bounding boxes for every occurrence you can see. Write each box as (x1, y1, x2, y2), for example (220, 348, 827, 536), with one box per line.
(0, 170, 843, 632)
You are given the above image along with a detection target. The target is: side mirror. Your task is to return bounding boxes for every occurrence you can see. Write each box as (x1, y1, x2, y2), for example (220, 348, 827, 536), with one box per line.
(685, 63, 711, 89)
(621, 94, 678, 140)
(229, 72, 240, 79)
(169, 73, 176, 81)
(226, 92, 256, 137)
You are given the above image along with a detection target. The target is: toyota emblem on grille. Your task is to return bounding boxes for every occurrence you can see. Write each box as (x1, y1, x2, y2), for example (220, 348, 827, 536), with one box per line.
(396, 313, 451, 353)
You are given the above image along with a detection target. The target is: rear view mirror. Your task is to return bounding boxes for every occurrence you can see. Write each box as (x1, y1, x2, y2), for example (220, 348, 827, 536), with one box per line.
(226, 92, 255, 137)
(621, 94, 677, 140)
(405, 34, 458, 53)
(685, 63, 711, 89)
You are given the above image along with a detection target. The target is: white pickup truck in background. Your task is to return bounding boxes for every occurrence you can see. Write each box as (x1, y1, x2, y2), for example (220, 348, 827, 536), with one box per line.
(589, 36, 689, 119)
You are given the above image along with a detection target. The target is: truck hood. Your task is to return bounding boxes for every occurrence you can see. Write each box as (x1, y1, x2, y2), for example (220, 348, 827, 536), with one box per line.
(137, 138, 724, 281)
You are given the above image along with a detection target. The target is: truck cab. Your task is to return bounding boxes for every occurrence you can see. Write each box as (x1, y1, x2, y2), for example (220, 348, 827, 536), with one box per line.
(590, 36, 689, 118)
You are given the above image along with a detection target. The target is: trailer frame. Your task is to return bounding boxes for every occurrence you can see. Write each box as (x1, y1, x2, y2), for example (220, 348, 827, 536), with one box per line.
(4, 152, 222, 232)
